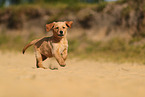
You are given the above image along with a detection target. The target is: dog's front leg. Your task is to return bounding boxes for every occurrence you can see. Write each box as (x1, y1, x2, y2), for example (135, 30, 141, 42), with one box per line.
(53, 49, 66, 67)
(62, 48, 67, 61)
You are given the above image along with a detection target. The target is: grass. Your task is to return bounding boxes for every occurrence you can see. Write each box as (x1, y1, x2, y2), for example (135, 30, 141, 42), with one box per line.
(68, 37, 145, 64)
(0, 32, 37, 51)
(0, 35, 24, 51)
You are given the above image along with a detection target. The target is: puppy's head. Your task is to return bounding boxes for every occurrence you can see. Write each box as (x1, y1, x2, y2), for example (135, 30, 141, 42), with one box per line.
(46, 21, 73, 38)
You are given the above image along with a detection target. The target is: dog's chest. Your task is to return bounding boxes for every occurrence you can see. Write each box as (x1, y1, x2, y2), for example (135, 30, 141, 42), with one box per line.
(52, 40, 68, 54)
(59, 43, 68, 53)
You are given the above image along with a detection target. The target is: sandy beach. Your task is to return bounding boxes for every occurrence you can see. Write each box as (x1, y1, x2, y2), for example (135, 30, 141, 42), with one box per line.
(0, 51, 145, 97)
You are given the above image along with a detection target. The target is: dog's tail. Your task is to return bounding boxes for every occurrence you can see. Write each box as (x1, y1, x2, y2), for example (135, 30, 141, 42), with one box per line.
(22, 39, 38, 54)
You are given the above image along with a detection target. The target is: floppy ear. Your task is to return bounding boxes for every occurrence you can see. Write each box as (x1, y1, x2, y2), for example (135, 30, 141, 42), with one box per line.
(65, 21, 73, 28)
(46, 23, 54, 32)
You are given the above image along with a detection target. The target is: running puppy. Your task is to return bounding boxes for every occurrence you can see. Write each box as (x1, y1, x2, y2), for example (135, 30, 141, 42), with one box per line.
(22, 21, 73, 69)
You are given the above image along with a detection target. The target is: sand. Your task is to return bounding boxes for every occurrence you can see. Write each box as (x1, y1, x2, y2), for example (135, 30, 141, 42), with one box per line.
(0, 51, 145, 97)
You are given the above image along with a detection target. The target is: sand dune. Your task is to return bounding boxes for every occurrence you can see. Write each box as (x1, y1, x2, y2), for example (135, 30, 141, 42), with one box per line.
(0, 51, 145, 97)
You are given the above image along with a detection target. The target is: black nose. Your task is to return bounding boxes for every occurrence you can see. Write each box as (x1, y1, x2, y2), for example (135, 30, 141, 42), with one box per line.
(60, 31, 63, 34)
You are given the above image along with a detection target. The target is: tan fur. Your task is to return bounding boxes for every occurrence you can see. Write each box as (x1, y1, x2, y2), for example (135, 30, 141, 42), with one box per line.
(22, 21, 73, 69)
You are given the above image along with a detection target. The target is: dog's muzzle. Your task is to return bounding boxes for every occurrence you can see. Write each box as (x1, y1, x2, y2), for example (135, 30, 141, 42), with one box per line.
(60, 31, 63, 34)
(58, 31, 64, 36)
(58, 34, 64, 37)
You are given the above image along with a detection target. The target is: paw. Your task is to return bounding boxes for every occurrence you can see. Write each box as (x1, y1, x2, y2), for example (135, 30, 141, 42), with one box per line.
(37, 66, 47, 69)
(49, 64, 58, 70)
(42, 67, 47, 69)
(58, 60, 66, 67)
(60, 63, 66, 67)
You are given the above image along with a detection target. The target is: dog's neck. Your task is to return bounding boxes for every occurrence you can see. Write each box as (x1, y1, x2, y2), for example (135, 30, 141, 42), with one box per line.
(52, 35, 67, 43)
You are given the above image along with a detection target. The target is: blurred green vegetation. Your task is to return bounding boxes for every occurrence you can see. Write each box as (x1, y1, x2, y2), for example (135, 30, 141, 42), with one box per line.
(0, 0, 105, 7)
(68, 37, 145, 64)
(95, 1, 107, 12)
(0, 33, 145, 64)
(0, 34, 35, 51)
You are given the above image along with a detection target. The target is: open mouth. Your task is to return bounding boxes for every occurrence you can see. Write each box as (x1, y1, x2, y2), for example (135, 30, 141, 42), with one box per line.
(58, 34, 64, 36)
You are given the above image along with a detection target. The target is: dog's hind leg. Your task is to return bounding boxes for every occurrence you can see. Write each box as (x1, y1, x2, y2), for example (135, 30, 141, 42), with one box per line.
(35, 47, 46, 69)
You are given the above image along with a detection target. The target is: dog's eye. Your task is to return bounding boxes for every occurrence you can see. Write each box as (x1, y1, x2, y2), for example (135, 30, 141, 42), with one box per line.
(63, 27, 65, 29)
(55, 27, 59, 29)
